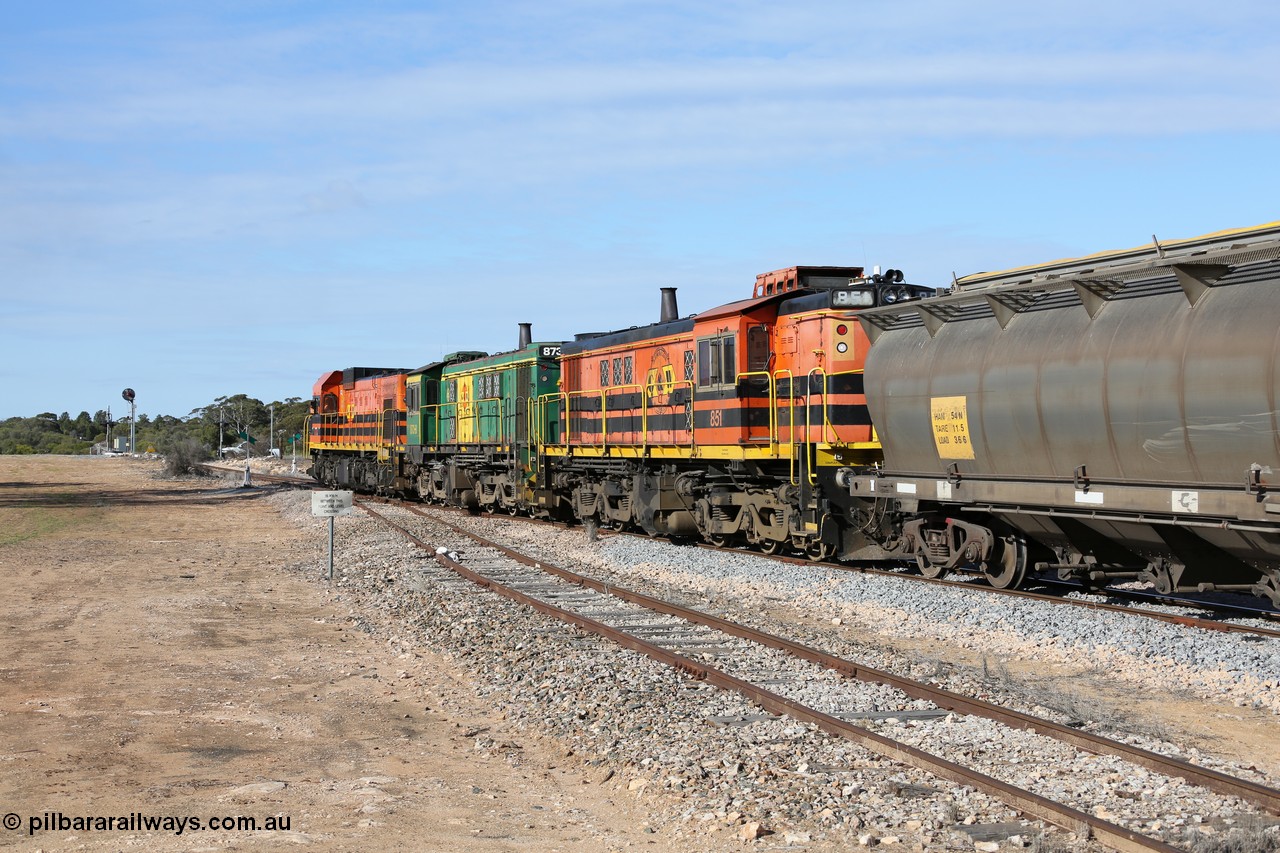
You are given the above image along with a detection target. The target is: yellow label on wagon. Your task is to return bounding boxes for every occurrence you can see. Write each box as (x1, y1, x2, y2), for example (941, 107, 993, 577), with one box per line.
(930, 395, 975, 460)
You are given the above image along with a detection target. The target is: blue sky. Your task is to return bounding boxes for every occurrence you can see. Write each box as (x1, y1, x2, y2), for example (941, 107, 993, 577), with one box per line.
(3, 1, 1278, 419)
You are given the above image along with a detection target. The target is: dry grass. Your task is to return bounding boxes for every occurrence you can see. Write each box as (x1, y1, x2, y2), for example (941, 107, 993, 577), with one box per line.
(160, 437, 211, 476)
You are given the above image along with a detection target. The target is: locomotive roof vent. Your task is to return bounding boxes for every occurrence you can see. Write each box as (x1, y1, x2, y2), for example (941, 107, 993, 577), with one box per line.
(660, 287, 679, 323)
(518, 322, 532, 349)
(753, 265, 866, 297)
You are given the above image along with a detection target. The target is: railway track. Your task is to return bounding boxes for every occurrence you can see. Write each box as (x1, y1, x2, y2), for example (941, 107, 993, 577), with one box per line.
(205, 464, 1280, 640)
(349, 497, 1278, 852)
(456, 501, 1280, 642)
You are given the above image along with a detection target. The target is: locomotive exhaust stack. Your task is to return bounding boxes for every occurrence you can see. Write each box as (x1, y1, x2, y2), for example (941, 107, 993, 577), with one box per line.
(660, 287, 679, 323)
(518, 322, 532, 349)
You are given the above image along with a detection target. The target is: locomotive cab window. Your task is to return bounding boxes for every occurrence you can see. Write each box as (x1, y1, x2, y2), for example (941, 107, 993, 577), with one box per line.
(746, 325, 770, 372)
(697, 334, 737, 388)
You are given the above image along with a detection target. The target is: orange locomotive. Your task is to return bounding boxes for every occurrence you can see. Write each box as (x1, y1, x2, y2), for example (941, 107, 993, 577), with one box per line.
(544, 266, 931, 560)
(307, 367, 410, 492)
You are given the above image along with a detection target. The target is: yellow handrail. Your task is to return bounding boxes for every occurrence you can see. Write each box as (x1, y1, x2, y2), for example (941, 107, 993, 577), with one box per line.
(643, 378, 696, 453)
(804, 367, 831, 484)
(543, 391, 568, 447)
(736, 370, 777, 452)
(453, 396, 504, 445)
(807, 367, 836, 444)
(603, 382, 645, 452)
(770, 369, 797, 484)
(562, 389, 603, 450)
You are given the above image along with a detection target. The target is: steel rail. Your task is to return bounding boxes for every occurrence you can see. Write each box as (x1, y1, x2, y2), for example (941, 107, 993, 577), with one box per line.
(358, 501, 1184, 853)
(410, 504, 1280, 818)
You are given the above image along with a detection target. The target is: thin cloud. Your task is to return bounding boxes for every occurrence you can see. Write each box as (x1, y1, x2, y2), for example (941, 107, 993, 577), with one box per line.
(2, 2, 1278, 417)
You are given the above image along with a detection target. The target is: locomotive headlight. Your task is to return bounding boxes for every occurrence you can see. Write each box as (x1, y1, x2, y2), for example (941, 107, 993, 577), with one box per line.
(883, 291, 899, 304)
(836, 342, 849, 354)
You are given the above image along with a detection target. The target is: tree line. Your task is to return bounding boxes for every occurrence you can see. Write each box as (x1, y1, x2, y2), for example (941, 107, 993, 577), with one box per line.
(0, 394, 311, 457)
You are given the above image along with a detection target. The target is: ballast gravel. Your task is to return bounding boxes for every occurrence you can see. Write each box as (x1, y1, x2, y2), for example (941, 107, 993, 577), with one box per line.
(461, 514, 1280, 717)
(264, 487, 1280, 851)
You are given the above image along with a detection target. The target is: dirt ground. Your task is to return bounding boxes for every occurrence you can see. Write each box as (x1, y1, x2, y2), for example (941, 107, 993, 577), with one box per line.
(2, 456, 1276, 853)
(0, 456, 684, 852)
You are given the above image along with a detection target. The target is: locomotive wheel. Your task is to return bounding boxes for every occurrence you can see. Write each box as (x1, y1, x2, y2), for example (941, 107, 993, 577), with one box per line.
(707, 534, 728, 547)
(982, 535, 1028, 589)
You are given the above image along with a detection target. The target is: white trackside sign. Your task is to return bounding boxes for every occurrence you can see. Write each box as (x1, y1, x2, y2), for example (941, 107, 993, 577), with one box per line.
(311, 490, 353, 517)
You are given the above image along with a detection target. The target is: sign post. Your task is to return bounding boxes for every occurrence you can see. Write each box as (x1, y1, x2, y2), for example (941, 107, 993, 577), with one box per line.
(311, 490, 353, 582)
(238, 431, 258, 485)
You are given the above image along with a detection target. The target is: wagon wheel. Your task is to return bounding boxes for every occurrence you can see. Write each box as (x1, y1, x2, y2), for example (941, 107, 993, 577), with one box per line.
(916, 555, 948, 580)
(981, 535, 1028, 589)
(1146, 560, 1176, 595)
(706, 534, 728, 548)
(757, 538, 785, 556)
(1255, 572, 1280, 607)
(805, 541, 834, 563)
